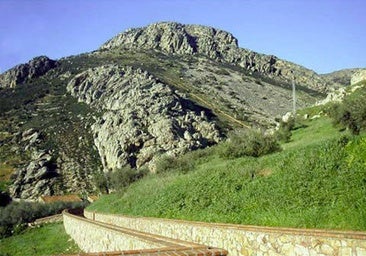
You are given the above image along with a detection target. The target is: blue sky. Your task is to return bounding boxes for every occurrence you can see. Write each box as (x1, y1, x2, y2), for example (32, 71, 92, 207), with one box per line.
(0, 0, 365, 74)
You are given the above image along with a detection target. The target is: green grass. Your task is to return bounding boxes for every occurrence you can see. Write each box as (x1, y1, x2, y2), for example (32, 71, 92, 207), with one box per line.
(283, 116, 343, 150)
(88, 116, 366, 231)
(0, 163, 14, 191)
(0, 223, 81, 256)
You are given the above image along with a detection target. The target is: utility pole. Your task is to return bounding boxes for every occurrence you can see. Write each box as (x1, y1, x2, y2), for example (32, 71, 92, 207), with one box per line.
(292, 75, 296, 116)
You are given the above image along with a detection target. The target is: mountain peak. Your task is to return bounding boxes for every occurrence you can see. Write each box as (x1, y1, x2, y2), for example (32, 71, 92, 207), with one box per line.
(100, 21, 239, 56)
(99, 22, 329, 92)
(0, 56, 58, 88)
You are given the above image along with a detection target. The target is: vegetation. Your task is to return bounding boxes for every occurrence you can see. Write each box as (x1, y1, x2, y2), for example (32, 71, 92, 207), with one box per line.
(0, 163, 13, 192)
(89, 85, 366, 230)
(95, 166, 149, 193)
(217, 129, 281, 158)
(0, 201, 87, 238)
(1, 38, 365, 236)
(0, 223, 81, 256)
(275, 116, 295, 143)
(327, 83, 366, 135)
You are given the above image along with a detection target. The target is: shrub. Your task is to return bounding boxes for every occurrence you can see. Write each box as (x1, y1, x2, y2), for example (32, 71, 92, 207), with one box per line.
(155, 154, 195, 174)
(0, 192, 11, 207)
(0, 201, 87, 238)
(275, 116, 295, 142)
(93, 171, 109, 193)
(327, 86, 366, 134)
(218, 129, 281, 158)
(107, 166, 148, 191)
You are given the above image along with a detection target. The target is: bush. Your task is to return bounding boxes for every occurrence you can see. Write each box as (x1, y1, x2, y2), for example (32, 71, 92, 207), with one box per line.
(0, 192, 12, 207)
(155, 154, 195, 174)
(107, 166, 148, 191)
(275, 116, 295, 143)
(154, 147, 215, 175)
(0, 201, 87, 238)
(218, 129, 281, 158)
(94, 172, 109, 194)
(327, 86, 366, 134)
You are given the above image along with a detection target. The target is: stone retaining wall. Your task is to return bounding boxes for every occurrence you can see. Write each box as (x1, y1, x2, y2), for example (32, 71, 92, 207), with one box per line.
(63, 210, 227, 255)
(85, 210, 366, 256)
(63, 211, 164, 253)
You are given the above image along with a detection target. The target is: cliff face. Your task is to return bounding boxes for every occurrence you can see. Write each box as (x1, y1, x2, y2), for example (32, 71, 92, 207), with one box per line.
(67, 65, 221, 172)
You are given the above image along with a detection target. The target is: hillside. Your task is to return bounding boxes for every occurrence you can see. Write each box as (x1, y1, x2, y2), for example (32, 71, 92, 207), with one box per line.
(0, 223, 81, 255)
(88, 83, 366, 230)
(0, 21, 359, 200)
(321, 68, 366, 89)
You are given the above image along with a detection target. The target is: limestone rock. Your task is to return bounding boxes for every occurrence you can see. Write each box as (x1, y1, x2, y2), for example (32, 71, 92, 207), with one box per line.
(317, 87, 347, 105)
(351, 69, 366, 85)
(8, 127, 99, 200)
(316, 81, 365, 106)
(0, 56, 58, 88)
(100, 22, 326, 92)
(321, 68, 364, 88)
(9, 151, 58, 199)
(67, 65, 222, 171)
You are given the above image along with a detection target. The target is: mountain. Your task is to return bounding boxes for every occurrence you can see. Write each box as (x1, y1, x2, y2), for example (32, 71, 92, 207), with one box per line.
(0, 21, 357, 200)
(321, 68, 366, 89)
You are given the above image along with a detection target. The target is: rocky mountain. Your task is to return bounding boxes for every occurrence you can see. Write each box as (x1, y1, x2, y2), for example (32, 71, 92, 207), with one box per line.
(100, 22, 327, 92)
(0, 21, 358, 199)
(0, 56, 58, 88)
(321, 68, 366, 89)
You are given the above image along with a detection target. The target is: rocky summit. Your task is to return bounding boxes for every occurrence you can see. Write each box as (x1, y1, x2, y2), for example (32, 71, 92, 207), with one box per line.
(101, 22, 326, 92)
(0, 56, 58, 88)
(0, 21, 363, 199)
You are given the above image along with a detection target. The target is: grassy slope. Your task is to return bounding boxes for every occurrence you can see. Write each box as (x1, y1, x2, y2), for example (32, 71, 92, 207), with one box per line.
(0, 223, 81, 256)
(88, 116, 366, 231)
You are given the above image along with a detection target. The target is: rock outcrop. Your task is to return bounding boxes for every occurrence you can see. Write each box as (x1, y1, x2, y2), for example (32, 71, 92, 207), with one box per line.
(321, 68, 365, 88)
(351, 69, 366, 85)
(316, 78, 366, 106)
(0, 56, 58, 88)
(100, 22, 326, 92)
(67, 65, 222, 171)
(8, 127, 99, 199)
(10, 149, 58, 199)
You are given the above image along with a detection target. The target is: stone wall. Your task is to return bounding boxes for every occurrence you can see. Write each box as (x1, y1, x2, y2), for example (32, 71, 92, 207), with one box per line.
(63, 210, 227, 255)
(85, 210, 366, 256)
(63, 210, 164, 253)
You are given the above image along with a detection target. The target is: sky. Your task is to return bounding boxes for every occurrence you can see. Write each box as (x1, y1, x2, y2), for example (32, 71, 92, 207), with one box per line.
(0, 0, 365, 74)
